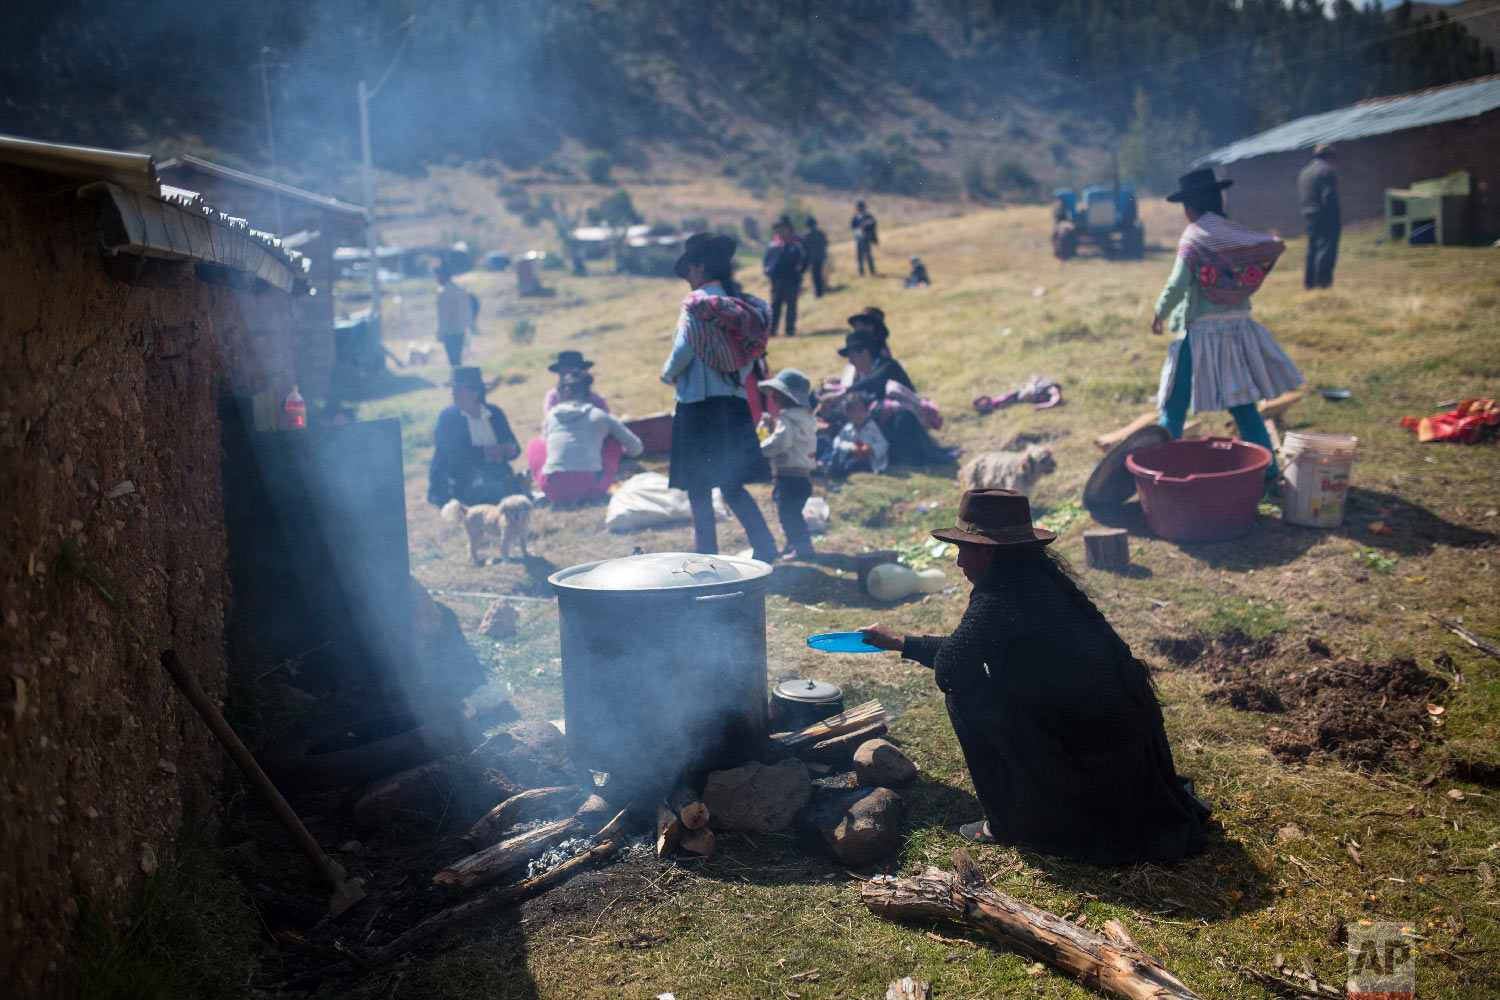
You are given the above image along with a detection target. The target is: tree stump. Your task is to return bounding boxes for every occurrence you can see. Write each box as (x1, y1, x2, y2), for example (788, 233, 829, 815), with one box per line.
(1083, 528, 1130, 573)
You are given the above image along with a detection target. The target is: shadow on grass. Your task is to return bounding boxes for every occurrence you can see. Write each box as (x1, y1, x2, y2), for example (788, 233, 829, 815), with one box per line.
(768, 559, 920, 611)
(1031, 820, 1272, 922)
(334, 368, 437, 402)
(1090, 486, 1496, 571)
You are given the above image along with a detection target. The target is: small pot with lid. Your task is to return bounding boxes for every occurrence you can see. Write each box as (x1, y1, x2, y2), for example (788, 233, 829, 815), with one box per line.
(769, 676, 844, 733)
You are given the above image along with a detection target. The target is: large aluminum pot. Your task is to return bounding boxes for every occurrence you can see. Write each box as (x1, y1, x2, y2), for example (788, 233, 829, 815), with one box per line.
(548, 552, 771, 793)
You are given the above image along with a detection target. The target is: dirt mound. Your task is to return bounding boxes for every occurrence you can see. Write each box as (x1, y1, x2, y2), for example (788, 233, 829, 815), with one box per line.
(1157, 630, 1446, 769)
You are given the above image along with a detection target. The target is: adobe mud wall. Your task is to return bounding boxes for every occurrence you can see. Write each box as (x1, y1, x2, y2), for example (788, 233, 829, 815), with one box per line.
(0, 166, 295, 998)
(1217, 108, 1500, 240)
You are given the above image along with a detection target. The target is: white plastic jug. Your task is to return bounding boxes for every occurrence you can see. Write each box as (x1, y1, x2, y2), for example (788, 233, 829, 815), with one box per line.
(866, 563, 946, 602)
(1281, 431, 1357, 528)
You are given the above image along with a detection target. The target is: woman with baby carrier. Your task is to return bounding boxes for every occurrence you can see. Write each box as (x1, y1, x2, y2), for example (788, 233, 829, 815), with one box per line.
(660, 233, 779, 562)
(1152, 168, 1303, 479)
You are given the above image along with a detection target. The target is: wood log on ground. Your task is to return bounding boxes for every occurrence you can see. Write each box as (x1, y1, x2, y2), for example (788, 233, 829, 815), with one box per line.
(678, 826, 716, 857)
(885, 977, 931, 1000)
(1430, 614, 1500, 664)
(655, 805, 681, 858)
(1096, 412, 1158, 450)
(1083, 528, 1131, 574)
(861, 849, 1204, 1000)
(433, 818, 579, 891)
(670, 785, 710, 830)
(357, 810, 629, 970)
(767, 700, 886, 759)
(799, 721, 889, 764)
(462, 786, 581, 848)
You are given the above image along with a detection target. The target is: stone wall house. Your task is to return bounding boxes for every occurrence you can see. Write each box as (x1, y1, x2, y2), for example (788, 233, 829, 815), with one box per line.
(0, 135, 307, 999)
(1195, 75, 1500, 240)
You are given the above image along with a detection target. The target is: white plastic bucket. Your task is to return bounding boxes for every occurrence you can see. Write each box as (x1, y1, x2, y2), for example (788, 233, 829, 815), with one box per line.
(1280, 431, 1357, 527)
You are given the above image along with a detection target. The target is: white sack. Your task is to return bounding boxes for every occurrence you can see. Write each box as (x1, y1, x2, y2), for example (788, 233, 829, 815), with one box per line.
(605, 472, 731, 532)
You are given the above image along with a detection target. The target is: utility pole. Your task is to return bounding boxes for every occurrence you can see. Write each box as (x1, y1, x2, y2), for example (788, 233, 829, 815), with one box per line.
(355, 16, 416, 333)
(358, 79, 381, 326)
(254, 46, 286, 234)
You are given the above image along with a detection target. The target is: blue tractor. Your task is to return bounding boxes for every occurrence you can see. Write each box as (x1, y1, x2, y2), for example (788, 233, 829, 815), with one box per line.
(1052, 183, 1144, 260)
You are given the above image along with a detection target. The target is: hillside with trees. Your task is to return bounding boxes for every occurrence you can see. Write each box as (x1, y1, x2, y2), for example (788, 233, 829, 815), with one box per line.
(3, 0, 1493, 198)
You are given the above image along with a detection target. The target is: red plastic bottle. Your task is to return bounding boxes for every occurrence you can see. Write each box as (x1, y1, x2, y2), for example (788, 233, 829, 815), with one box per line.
(283, 385, 306, 430)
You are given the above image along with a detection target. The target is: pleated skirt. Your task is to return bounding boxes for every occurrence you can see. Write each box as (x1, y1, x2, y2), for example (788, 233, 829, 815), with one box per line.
(668, 396, 770, 493)
(1157, 311, 1303, 414)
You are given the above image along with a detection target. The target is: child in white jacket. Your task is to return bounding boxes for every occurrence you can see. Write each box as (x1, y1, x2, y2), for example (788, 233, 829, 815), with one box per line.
(830, 391, 890, 475)
(758, 369, 818, 560)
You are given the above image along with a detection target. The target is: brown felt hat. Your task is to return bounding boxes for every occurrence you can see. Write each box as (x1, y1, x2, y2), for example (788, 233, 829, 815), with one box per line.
(930, 489, 1056, 548)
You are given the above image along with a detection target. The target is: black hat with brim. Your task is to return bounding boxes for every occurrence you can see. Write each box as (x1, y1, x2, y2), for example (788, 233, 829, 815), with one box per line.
(674, 232, 738, 279)
(445, 366, 485, 391)
(837, 330, 881, 357)
(1166, 168, 1233, 203)
(930, 489, 1056, 548)
(548, 350, 596, 373)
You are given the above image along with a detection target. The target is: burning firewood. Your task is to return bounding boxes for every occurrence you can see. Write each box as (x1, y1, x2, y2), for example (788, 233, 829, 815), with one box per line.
(670, 785, 709, 830)
(861, 849, 1205, 1000)
(800, 721, 889, 764)
(434, 818, 579, 891)
(655, 805, 681, 858)
(356, 809, 630, 971)
(767, 700, 886, 759)
(462, 786, 581, 848)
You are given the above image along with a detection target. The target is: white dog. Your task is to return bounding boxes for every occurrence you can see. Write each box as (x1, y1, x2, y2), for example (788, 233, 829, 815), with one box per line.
(406, 341, 436, 366)
(441, 495, 533, 564)
(958, 444, 1057, 494)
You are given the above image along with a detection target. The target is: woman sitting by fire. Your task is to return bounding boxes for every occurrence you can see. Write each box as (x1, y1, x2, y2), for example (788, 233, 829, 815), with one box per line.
(859, 489, 1210, 864)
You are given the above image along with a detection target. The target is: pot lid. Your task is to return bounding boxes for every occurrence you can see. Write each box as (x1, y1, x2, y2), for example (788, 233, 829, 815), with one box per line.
(1083, 423, 1171, 510)
(772, 678, 843, 703)
(548, 551, 772, 591)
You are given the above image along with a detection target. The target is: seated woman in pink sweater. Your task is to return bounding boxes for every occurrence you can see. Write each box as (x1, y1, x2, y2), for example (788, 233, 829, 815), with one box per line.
(526, 373, 642, 507)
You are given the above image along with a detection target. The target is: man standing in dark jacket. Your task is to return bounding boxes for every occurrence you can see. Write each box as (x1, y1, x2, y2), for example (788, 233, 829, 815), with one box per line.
(851, 201, 878, 276)
(1297, 142, 1341, 289)
(763, 216, 808, 336)
(802, 216, 829, 297)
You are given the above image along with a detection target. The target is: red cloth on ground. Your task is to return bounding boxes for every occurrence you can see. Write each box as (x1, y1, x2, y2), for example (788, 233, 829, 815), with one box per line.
(526, 436, 625, 506)
(1400, 398, 1498, 443)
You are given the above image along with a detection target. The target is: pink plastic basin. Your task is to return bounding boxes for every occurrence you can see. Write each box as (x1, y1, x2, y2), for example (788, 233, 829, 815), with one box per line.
(1125, 436, 1271, 542)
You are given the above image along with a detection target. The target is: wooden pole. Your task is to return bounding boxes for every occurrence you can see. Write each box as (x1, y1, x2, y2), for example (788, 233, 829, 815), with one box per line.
(861, 850, 1204, 1000)
(158, 650, 365, 917)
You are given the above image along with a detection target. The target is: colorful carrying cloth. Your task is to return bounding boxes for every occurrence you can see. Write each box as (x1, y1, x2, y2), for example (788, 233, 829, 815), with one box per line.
(1177, 212, 1285, 307)
(682, 290, 771, 373)
(873, 379, 943, 430)
(973, 374, 1062, 413)
(1400, 398, 1499, 443)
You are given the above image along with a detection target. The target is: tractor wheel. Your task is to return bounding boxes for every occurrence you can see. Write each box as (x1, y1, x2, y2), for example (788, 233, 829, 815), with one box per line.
(1123, 219, 1145, 259)
(1052, 221, 1078, 260)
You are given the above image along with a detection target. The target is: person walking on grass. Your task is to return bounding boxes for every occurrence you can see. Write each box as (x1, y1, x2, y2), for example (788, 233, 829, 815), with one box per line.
(661, 233, 779, 562)
(803, 216, 829, 297)
(435, 263, 476, 366)
(757, 369, 818, 560)
(1298, 142, 1341, 289)
(858, 489, 1210, 864)
(763, 215, 808, 337)
(1152, 168, 1302, 481)
(851, 200, 878, 276)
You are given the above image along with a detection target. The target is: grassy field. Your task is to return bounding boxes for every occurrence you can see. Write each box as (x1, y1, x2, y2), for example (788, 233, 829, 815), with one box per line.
(347, 194, 1499, 1000)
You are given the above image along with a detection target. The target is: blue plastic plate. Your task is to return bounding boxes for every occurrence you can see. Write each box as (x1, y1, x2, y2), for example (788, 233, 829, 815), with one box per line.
(807, 632, 882, 653)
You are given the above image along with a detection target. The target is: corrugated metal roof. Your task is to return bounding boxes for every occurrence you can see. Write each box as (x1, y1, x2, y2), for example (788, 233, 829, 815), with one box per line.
(0, 133, 305, 288)
(1196, 74, 1500, 166)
